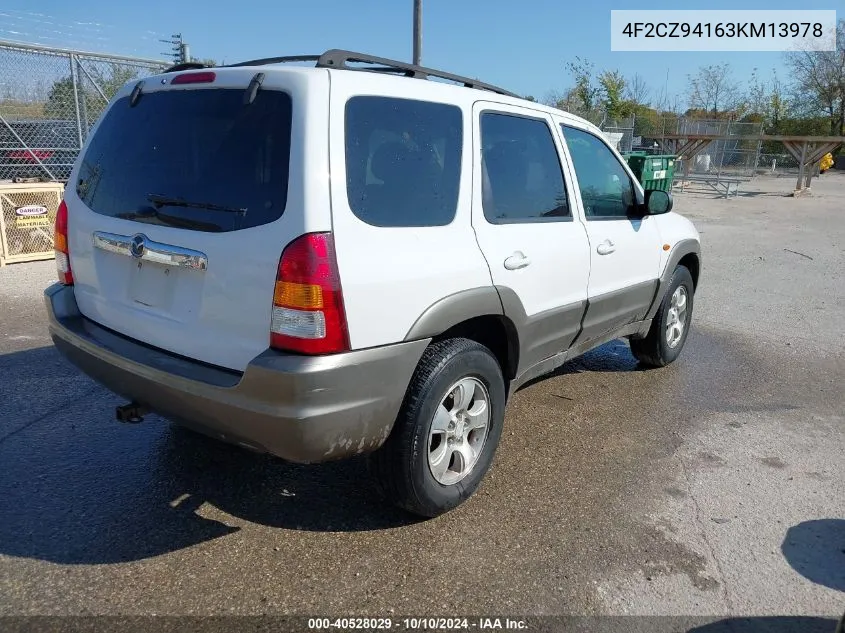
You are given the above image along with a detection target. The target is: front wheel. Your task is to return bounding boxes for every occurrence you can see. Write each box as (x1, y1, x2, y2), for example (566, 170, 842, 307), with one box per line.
(369, 338, 506, 518)
(630, 265, 695, 367)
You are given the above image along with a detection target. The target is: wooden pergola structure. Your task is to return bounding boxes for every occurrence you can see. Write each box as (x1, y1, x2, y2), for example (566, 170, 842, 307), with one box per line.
(658, 134, 845, 195)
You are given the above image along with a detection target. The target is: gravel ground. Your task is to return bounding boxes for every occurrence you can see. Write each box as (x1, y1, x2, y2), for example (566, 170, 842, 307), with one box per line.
(0, 173, 843, 626)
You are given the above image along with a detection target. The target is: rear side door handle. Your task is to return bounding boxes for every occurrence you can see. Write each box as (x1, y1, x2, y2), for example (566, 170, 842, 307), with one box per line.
(503, 251, 531, 270)
(596, 239, 616, 256)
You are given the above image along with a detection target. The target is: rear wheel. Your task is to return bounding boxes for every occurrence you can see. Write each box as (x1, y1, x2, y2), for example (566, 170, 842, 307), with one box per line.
(630, 265, 694, 367)
(369, 338, 506, 518)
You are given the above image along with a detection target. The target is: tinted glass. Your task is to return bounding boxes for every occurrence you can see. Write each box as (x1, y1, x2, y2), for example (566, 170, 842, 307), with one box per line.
(480, 113, 569, 223)
(562, 125, 636, 219)
(345, 97, 462, 227)
(76, 89, 292, 232)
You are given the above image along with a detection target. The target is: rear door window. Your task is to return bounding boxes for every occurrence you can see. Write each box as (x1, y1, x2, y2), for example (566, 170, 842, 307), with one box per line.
(76, 89, 292, 232)
(480, 113, 570, 223)
(345, 96, 462, 227)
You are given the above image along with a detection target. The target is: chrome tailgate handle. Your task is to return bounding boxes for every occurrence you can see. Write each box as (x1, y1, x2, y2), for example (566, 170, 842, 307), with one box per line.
(93, 232, 208, 271)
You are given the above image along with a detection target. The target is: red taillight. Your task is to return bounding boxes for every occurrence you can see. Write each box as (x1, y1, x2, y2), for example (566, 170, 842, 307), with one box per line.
(171, 71, 216, 85)
(54, 200, 73, 285)
(270, 232, 349, 355)
(7, 150, 53, 162)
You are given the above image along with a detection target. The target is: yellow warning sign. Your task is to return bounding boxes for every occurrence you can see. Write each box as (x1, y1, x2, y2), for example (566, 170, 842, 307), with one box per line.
(15, 216, 50, 228)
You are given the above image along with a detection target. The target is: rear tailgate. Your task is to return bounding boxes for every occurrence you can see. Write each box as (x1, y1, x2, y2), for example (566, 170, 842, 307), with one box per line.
(65, 67, 331, 371)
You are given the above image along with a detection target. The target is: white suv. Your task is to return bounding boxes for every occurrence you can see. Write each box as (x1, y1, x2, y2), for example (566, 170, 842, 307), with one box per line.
(45, 50, 701, 517)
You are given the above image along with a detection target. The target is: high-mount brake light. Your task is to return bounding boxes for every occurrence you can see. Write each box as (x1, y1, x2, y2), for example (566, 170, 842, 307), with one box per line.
(171, 72, 216, 85)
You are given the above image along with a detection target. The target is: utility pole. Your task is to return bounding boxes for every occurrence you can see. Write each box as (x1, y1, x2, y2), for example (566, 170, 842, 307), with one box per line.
(413, 0, 422, 66)
(160, 33, 189, 64)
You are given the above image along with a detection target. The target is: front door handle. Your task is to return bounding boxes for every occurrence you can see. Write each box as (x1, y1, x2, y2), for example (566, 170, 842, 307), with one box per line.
(503, 251, 531, 270)
(596, 239, 616, 256)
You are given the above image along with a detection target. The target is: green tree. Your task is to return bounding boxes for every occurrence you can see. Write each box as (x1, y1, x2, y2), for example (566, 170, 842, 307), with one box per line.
(84, 64, 140, 102)
(598, 69, 631, 121)
(744, 68, 768, 119)
(624, 73, 651, 107)
(42, 64, 142, 124)
(785, 19, 845, 136)
(566, 56, 600, 112)
(44, 77, 76, 118)
(768, 71, 788, 133)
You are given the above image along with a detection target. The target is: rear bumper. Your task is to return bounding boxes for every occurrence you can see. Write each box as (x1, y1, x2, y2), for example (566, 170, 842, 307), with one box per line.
(45, 284, 428, 463)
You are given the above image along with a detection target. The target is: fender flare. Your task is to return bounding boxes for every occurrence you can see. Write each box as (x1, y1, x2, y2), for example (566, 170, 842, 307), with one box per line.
(403, 287, 505, 341)
(644, 239, 701, 321)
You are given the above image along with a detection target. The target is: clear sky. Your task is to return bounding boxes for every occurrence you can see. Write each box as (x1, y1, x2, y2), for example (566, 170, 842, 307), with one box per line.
(0, 1, 839, 107)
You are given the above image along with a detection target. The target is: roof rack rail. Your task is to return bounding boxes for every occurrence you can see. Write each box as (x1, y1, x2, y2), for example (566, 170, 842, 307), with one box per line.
(224, 49, 517, 98)
(164, 62, 210, 73)
(226, 55, 320, 68)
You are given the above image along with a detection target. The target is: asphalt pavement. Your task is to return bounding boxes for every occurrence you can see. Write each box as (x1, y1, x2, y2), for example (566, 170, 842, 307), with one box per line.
(0, 173, 843, 623)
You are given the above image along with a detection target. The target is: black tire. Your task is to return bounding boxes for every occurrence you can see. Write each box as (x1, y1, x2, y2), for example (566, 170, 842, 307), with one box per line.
(630, 265, 695, 368)
(369, 337, 506, 518)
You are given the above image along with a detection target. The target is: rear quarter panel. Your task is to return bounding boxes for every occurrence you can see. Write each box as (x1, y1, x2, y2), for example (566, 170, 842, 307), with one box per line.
(64, 68, 334, 371)
(327, 71, 494, 349)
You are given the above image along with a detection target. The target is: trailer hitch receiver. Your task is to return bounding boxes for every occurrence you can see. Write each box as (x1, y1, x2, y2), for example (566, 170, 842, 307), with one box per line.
(115, 402, 148, 424)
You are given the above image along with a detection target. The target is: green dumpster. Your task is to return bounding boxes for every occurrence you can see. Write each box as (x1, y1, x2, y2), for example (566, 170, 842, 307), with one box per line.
(625, 154, 676, 192)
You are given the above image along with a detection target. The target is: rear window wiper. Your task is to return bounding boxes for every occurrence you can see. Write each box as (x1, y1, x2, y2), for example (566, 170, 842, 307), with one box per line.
(147, 193, 247, 216)
(117, 208, 223, 232)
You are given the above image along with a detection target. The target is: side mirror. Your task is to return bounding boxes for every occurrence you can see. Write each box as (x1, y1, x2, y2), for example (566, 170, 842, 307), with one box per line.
(644, 189, 673, 215)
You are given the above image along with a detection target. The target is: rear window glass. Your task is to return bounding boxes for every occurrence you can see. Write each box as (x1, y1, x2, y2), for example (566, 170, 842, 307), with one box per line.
(76, 89, 292, 233)
(345, 96, 462, 227)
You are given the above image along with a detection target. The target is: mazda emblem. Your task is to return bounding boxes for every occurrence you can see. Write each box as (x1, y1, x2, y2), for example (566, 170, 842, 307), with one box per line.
(130, 234, 147, 259)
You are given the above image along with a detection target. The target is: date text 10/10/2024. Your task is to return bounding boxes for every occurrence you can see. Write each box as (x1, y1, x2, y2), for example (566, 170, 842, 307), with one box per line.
(307, 617, 529, 630)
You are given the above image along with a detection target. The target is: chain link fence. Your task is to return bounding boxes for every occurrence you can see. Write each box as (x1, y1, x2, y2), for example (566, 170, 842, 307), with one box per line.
(665, 118, 765, 180)
(758, 152, 803, 177)
(0, 40, 167, 183)
(601, 116, 635, 154)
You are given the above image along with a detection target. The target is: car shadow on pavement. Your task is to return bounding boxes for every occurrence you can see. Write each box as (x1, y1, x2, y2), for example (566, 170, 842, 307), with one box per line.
(518, 339, 644, 392)
(781, 519, 845, 592)
(0, 345, 419, 564)
(154, 425, 420, 535)
(685, 616, 838, 633)
(0, 427, 419, 566)
(565, 339, 645, 373)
